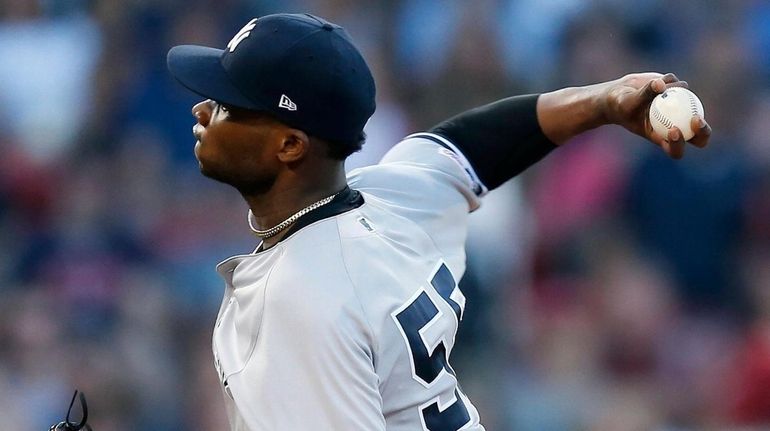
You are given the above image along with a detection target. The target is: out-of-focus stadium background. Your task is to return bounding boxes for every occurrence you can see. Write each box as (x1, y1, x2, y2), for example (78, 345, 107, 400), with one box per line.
(1, 0, 769, 429)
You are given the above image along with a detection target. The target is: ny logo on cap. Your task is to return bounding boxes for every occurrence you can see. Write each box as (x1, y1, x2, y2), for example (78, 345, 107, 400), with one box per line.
(279, 94, 297, 111)
(227, 18, 258, 52)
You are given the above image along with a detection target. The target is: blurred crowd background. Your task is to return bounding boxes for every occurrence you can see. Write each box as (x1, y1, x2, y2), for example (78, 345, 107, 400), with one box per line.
(1, 0, 769, 429)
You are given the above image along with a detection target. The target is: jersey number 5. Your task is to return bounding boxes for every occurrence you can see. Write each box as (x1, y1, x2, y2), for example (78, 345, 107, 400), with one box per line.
(393, 263, 471, 431)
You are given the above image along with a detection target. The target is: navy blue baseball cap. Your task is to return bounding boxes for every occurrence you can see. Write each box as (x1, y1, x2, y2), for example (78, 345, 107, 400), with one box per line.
(167, 13, 376, 143)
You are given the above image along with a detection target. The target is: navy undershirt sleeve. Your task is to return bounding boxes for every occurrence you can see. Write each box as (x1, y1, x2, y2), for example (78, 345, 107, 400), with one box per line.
(430, 94, 557, 190)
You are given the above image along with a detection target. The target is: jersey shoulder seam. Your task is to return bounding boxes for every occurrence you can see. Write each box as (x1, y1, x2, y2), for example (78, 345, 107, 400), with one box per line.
(334, 216, 381, 370)
(231, 248, 283, 379)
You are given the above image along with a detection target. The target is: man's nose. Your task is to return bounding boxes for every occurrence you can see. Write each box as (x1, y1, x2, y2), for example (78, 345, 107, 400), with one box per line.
(192, 99, 213, 126)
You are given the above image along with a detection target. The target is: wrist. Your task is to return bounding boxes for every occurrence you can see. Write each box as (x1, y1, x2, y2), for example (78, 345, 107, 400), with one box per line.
(587, 80, 614, 127)
(537, 84, 610, 145)
(598, 76, 647, 126)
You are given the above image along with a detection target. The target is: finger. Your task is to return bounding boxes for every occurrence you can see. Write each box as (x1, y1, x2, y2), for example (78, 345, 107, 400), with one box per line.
(641, 77, 667, 102)
(647, 126, 671, 152)
(647, 122, 670, 148)
(688, 115, 711, 148)
(660, 138, 671, 155)
(666, 80, 689, 89)
(661, 72, 680, 84)
(661, 73, 689, 90)
(666, 127, 686, 159)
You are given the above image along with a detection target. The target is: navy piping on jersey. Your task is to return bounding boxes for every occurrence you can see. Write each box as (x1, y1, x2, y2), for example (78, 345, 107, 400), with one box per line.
(256, 186, 364, 251)
(406, 132, 485, 196)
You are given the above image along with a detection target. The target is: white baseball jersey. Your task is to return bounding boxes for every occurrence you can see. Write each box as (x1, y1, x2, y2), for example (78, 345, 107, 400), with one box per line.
(212, 133, 489, 430)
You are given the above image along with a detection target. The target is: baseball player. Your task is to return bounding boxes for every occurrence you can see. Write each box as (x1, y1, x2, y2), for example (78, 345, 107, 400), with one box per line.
(166, 13, 710, 431)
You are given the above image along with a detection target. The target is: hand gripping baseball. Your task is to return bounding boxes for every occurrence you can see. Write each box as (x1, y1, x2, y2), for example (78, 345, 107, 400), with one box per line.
(602, 72, 712, 159)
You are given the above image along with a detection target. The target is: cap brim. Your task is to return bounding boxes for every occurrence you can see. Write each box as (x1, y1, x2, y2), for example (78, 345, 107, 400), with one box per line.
(167, 45, 263, 110)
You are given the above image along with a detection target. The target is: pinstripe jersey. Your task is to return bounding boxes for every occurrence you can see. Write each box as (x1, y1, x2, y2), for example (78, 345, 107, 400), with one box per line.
(212, 133, 488, 430)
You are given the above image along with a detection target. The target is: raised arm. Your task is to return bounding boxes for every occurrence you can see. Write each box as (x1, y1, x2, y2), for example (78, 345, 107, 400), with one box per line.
(431, 72, 712, 190)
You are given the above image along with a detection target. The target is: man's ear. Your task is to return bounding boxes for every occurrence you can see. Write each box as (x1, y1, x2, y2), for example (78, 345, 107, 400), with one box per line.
(277, 129, 310, 163)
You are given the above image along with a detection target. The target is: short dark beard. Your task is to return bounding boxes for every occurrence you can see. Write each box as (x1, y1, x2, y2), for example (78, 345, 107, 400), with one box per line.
(199, 164, 275, 196)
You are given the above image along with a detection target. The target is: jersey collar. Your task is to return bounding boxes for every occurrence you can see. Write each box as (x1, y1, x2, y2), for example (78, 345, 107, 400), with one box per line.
(254, 186, 364, 252)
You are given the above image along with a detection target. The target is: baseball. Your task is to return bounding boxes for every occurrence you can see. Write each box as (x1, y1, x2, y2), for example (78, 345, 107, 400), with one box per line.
(649, 87, 705, 141)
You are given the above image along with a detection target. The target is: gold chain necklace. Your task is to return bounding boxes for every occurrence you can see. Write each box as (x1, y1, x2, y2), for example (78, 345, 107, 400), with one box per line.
(247, 192, 339, 239)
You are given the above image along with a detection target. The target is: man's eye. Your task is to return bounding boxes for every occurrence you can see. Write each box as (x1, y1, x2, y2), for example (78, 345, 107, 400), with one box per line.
(214, 102, 229, 114)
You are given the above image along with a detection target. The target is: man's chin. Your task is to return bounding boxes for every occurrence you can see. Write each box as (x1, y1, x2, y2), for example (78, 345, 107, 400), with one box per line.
(195, 152, 221, 181)
(197, 164, 246, 192)
(196, 159, 223, 181)
(195, 160, 270, 194)
(198, 164, 225, 183)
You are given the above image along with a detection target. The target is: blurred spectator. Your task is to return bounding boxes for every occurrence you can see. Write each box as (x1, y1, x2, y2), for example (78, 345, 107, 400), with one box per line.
(0, 1, 767, 429)
(0, 10, 100, 162)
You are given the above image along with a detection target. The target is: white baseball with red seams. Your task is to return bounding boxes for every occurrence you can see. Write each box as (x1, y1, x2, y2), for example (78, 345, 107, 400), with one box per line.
(649, 87, 705, 141)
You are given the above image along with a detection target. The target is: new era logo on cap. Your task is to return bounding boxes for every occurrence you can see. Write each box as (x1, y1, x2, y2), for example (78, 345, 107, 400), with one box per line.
(278, 94, 297, 111)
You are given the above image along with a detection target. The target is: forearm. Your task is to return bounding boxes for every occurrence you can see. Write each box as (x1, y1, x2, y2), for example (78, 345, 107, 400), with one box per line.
(536, 83, 610, 145)
(429, 82, 614, 190)
(429, 94, 557, 190)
